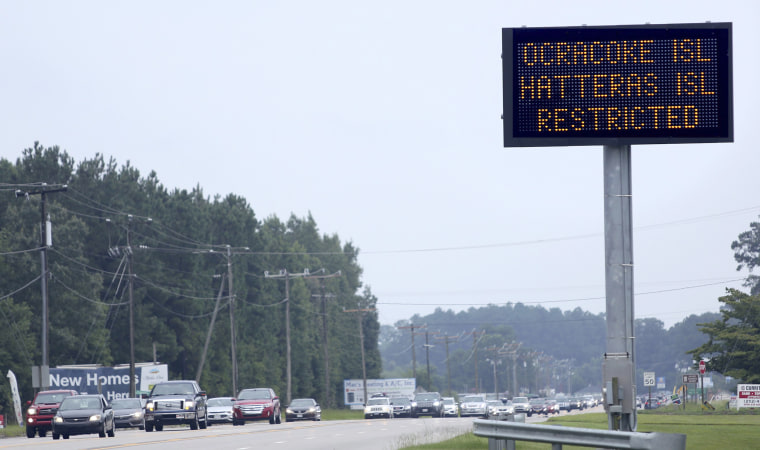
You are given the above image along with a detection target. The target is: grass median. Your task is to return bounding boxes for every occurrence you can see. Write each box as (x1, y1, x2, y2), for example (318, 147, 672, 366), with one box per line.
(401, 402, 760, 449)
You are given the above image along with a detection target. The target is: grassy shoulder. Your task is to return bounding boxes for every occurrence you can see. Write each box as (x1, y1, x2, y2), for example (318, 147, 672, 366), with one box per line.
(401, 403, 760, 450)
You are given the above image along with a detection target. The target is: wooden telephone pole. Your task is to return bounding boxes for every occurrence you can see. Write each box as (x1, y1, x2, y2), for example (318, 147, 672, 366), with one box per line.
(344, 306, 375, 404)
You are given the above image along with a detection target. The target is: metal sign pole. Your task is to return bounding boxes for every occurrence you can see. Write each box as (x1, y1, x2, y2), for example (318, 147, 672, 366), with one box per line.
(602, 145, 636, 431)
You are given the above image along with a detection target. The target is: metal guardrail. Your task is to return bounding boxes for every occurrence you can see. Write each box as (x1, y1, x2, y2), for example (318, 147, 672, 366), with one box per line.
(472, 419, 686, 450)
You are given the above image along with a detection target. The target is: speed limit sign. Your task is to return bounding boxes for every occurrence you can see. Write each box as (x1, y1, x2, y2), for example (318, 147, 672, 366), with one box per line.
(644, 372, 655, 387)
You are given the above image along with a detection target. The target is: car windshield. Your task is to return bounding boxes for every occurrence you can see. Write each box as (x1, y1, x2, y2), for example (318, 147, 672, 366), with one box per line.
(514, 397, 529, 403)
(60, 397, 101, 411)
(35, 392, 71, 404)
(443, 398, 455, 405)
(488, 401, 502, 406)
(367, 398, 389, 405)
(152, 383, 195, 396)
(238, 389, 272, 400)
(207, 398, 234, 407)
(110, 399, 142, 409)
(289, 399, 316, 408)
(414, 394, 439, 401)
(463, 396, 484, 403)
(391, 397, 410, 405)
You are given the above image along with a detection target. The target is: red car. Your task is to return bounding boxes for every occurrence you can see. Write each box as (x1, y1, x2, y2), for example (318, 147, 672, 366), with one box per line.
(25, 389, 78, 438)
(232, 388, 281, 425)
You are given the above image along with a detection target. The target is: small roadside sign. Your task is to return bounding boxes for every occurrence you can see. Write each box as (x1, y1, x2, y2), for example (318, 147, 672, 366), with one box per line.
(683, 374, 699, 384)
(699, 360, 706, 374)
(643, 372, 655, 387)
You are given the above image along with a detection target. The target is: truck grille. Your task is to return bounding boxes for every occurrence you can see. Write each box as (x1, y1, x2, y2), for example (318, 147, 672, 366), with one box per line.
(156, 400, 183, 410)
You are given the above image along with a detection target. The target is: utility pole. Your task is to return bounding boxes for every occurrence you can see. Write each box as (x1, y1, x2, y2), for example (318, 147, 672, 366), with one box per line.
(196, 273, 226, 383)
(422, 330, 438, 391)
(266, 268, 340, 404)
(397, 324, 426, 384)
(126, 216, 135, 398)
(16, 183, 67, 390)
(435, 334, 459, 395)
(310, 286, 339, 408)
(462, 330, 484, 393)
(499, 341, 521, 397)
(226, 246, 238, 397)
(344, 306, 375, 405)
(107, 214, 151, 397)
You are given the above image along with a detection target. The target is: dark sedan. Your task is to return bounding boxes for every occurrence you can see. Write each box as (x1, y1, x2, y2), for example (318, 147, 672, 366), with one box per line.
(110, 398, 145, 429)
(285, 398, 321, 422)
(52, 394, 115, 439)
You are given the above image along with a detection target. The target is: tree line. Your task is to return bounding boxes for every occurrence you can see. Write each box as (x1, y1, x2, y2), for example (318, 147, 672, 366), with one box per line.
(0, 142, 382, 414)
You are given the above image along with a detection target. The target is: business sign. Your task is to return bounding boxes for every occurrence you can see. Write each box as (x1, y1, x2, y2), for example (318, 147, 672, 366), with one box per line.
(48, 364, 168, 400)
(656, 376, 666, 389)
(502, 22, 733, 147)
(737, 384, 760, 409)
(683, 374, 699, 384)
(343, 378, 416, 407)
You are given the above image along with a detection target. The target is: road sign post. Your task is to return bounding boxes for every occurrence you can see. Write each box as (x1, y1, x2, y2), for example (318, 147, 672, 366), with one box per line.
(699, 361, 706, 406)
(643, 372, 655, 409)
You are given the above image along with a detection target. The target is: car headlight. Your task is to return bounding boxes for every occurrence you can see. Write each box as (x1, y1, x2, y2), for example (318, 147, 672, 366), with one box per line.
(132, 411, 144, 419)
(307, 407, 316, 413)
(54, 416, 63, 423)
(89, 414, 102, 422)
(184, 401, 195, 410)
(286, 408, 294, 414)
(27, 407, 37, 416)
(410, 402, 417, 407)
(433, 401, 440, 406)
(146, 401, 155, 411)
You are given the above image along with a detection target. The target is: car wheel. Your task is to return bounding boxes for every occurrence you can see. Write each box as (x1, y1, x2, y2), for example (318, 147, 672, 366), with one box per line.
(276, 410, 281, 424)
(145, 423, 154, 432)
(63, 434, 69, 439)
(269, 414, 275, 424)
(199, 412, 208, 430)
(99, 423, 106, 438)
(108, 422, 115, 437)
(189, 414, 199, 430)
(52, 433, 60, 440)
(26, 427, 35, 438)
(155, 423, 164, 431)
(38, 429, 47, 438)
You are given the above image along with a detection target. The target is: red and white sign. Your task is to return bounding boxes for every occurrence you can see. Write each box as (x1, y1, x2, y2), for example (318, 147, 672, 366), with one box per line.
(737, 384, 760, 409)
(699, 360, 706, 374)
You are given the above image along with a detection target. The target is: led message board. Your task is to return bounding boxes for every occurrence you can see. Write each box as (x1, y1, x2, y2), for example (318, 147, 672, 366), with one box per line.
(502, 23, 733, 147)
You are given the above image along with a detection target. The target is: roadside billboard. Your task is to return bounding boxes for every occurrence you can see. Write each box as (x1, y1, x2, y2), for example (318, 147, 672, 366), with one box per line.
(48, 364, 168, 400)
(343, 378, 416, 407)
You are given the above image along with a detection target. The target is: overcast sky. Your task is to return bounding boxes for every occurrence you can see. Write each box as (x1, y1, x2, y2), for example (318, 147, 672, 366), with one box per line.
(2, 1, 758, 329)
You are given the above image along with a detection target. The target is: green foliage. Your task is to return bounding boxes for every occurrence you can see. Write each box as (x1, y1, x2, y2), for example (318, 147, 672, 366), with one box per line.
(731, 220, 760, 295)
(689, 288, 760, 383)
(0, 143, 378, 413)
(381, 305, 719, 396)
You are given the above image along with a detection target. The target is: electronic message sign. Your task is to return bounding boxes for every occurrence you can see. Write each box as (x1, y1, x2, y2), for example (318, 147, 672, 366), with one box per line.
(502, 23, 733, 147)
